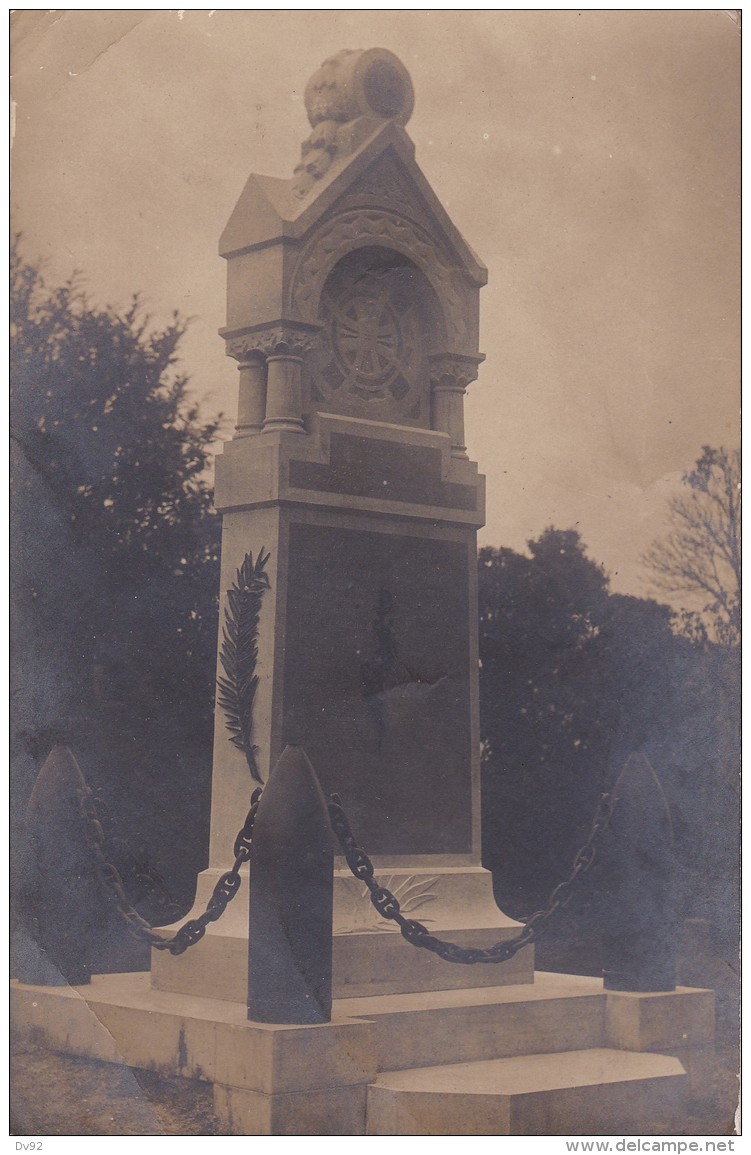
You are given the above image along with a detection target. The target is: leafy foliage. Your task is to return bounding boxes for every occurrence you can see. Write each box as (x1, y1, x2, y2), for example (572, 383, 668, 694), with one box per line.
(217, 550, 271, 783)
(643, 446, 740, 647)
(478, 529, 614, 911)
(11, 238, 223, 903)
(478, 526, 738, 941)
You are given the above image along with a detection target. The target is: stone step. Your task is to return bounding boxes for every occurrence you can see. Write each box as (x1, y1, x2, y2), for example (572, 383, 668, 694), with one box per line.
(11, 973, 711, 1135)
(338, 972, 606, 1070)
(366, 1048, 688, 1135)
(12, 972, 602, 1078)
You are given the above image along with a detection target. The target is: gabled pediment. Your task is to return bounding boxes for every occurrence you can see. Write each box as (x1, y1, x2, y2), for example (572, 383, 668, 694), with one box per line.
(220, 119, 486, 288)
(219, 174, 296, 256)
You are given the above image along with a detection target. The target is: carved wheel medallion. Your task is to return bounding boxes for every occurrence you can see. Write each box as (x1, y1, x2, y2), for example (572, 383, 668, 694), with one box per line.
(309, 262, 433, 419)
(331, 289, 402, 398)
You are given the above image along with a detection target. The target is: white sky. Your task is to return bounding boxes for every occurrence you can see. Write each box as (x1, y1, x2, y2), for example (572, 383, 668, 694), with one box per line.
(10, 9, 740, 603)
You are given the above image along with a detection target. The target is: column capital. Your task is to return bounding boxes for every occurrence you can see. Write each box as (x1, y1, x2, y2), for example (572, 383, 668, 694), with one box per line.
(428, 353, 483, 458)
(223, 321, 321, 363)
(428, 353, 483, 391)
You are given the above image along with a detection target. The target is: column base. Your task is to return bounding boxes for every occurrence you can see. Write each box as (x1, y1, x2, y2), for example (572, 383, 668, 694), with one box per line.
(262, 418, 305, 433)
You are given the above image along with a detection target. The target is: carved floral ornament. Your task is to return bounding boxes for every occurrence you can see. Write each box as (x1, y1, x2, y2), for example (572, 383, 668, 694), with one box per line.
(224, 325, 321, 363)
(428, 354, 480, 392)
(290, 209, 471, 351)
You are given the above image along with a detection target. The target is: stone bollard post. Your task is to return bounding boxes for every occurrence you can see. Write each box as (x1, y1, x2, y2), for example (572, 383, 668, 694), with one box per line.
(20, 746, 105, 986)
(247, 745, 335, 1024)
(600, 752, 677, 992)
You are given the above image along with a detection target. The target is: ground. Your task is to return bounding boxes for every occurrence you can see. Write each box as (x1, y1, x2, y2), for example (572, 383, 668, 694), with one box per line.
(10, 1040, 223, 1137)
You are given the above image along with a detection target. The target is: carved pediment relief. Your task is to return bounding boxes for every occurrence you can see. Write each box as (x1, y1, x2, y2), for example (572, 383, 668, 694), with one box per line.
(334, 152, 425, 224)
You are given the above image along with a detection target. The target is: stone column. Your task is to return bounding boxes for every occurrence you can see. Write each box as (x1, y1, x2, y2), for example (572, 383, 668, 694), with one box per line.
(260, 326, 318, 434)
(234, 355, 266, 437)
(429, 355, 480, 459)
(225, 324, 318, 435)
(264, 352, 305, 433)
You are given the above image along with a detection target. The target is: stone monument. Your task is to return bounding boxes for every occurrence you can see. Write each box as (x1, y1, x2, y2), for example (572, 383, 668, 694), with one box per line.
(152, 45, 528, 1005)
(12, 49, 715, 1137)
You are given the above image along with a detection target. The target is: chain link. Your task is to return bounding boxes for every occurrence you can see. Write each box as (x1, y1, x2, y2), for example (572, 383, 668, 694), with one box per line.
(76, 760, 612, 965)
(328, 790, 614, 965)
(76, 784, 263, 955)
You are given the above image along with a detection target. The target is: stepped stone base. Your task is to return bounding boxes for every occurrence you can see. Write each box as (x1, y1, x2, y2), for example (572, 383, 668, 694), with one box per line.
(368, 1049, 688, 1135)
(11, 972, 714, 1135)
(151, 861, 533, 1000)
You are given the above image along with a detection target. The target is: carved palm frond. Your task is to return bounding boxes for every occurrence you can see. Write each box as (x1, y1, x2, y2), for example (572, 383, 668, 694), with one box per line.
(216, 548, 270, 784)
(361, 874, 439, 929)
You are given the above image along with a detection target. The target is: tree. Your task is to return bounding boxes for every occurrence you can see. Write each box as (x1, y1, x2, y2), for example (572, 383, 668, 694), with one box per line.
(478, 526, 738, 955)
(478, 529, 615, 911)
(642, 446, 740, 647)
(11, 239, 223, 906)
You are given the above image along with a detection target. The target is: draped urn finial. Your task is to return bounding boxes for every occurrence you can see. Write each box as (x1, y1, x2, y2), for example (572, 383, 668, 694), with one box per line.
(293, 49, 415, 198)
(304, 48, 414, 128)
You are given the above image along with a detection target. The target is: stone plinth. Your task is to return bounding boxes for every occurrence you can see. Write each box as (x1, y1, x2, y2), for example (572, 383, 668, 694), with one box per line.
(152, 863, 531, 1003)
(205, 416, 486, 865)
(11, 974, 715, 1135)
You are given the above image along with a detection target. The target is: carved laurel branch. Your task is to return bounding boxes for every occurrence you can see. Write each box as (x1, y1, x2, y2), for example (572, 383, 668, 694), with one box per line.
(292, 120, 341, 199)
(290, 210, 469, 347)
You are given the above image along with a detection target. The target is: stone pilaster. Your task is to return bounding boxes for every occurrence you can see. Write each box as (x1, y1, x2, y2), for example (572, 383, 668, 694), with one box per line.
(429, 354, 482, 458)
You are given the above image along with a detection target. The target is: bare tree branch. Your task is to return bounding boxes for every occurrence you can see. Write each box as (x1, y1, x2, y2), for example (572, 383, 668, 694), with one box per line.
(642, 446, 740, 646)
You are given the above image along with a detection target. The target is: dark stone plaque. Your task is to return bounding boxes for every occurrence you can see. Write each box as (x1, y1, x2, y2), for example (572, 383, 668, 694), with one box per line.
(282, 523, 473, 855)
(289, 433, 478, 511)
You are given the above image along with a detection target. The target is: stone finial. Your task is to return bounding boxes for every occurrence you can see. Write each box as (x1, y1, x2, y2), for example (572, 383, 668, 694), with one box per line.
(292, 48, 415, 199)
(304, 48, 414, 127)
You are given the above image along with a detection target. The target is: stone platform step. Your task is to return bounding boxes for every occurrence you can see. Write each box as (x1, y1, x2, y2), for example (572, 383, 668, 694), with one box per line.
(11, 972, 604, 1077)
(339, 972, 606, 1070)
(10, 973, 714, 1134)
(366, 1048, 688, 1135)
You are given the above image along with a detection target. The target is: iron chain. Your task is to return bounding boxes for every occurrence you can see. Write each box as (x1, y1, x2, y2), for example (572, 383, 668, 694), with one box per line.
(77, 765, 612, 964)
(328, 790, 614, 964)
(77, 784, 263, 955)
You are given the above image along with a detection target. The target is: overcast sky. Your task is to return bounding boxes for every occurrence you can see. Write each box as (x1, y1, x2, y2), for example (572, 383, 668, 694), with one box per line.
(11, 9, 740, 603)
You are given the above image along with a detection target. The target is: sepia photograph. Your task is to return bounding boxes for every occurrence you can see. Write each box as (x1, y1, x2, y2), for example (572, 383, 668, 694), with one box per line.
(10, 9, 740, 1140)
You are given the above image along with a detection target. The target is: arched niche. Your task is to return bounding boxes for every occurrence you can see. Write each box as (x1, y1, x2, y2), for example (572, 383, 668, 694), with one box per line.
(290, 208, 471, 355)
(303, 245, 443, 427)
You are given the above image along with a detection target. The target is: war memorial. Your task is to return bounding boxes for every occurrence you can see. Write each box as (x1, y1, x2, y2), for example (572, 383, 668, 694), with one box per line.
(11, 49, 716, 1136)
